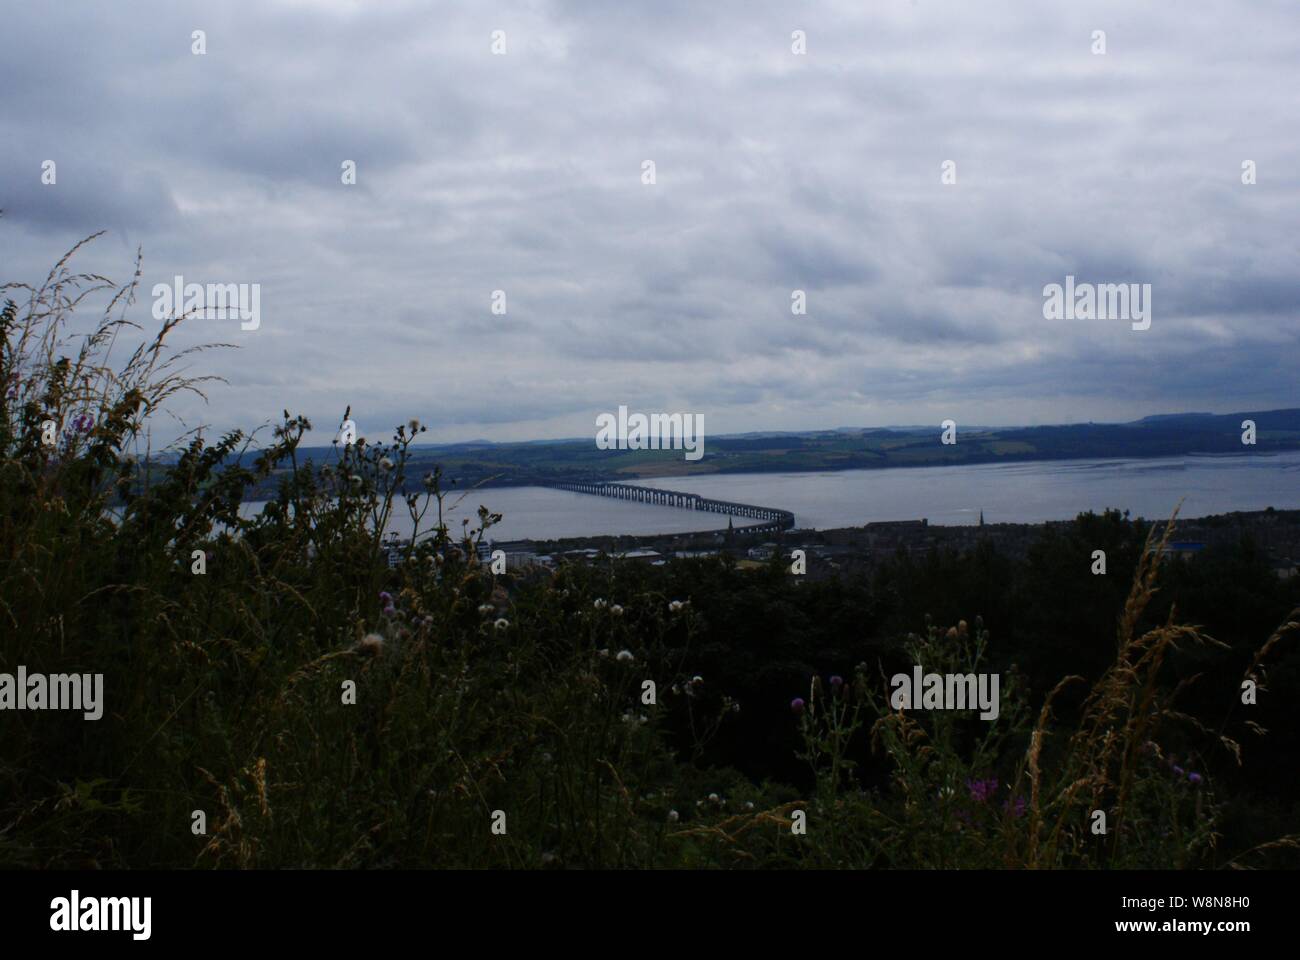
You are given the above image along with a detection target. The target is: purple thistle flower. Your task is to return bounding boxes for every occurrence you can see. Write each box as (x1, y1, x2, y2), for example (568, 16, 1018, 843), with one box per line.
(379, 591, 392, 603)
(966, 778, 998, 803)
(1003, 795, 1027, 819)
(829, 675, 844, 690)
(790, 697, 805, 716)
(1187, 772, 1203, 785)
(1172, 765, 1185, 777)
(383, 603, 397, 617)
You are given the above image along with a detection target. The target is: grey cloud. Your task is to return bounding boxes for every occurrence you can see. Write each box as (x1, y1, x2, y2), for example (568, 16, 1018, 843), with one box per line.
(0, 0, 1297, 448)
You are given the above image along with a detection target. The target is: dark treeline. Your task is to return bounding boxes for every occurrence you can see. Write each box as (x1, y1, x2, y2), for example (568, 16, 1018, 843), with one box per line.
(553, 514, 1300, 856)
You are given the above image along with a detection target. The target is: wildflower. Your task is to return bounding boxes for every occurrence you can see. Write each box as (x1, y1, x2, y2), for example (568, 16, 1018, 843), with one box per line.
(357, 633, 384, 656)
(616, 649, 634, 662)
(958, 619, 969, 636)
(946, 626, 958, 640)
(422, 472, 436, 489)
(731, 702, 740, 713)
(478, 603, 494, 615)
(1172, 765, 1185, 777)
(691, 675, 703, 686)
(379, 591, 392, 603)
(380, 457, 394, 472)
(791, 697, 805, 716)
(494, 618, 510, 631)
(1188, 772, 1203, 785)
(708, 793, 720, 804)
(593, 599, 607, 610)
(598, 648, 609, 658)
(667, 809, 680, 823)
(966, 778, 998, 803)
(408, 418, 421, 433)
(829, 675, 844, 691)
(383, 604, 397, 617)
(1003, 795, 1027, 819)
(745, 801, 754, 811)
(610, 604, 623, 616)
(668, 600, 685, 613)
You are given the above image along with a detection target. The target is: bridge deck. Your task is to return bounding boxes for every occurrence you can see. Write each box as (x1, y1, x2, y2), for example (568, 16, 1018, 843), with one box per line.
(548, 480, 795, 533)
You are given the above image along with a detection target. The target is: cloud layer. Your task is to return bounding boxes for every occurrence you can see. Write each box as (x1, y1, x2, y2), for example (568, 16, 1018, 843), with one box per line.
(2, 0, 1297, 446)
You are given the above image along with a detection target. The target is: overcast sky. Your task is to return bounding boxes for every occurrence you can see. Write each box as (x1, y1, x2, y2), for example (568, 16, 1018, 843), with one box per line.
(2, 0, 1297, 447)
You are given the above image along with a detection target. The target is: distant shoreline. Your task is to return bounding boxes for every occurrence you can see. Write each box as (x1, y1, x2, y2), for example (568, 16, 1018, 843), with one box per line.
(490, 507, 1300, 563)
(451, 445, 1293, 489)
(277, 407, 1300, 493)
(139, 409, 1300, 501)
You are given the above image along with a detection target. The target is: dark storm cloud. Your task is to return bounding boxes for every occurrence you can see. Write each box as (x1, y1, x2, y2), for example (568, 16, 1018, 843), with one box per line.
(0, 0, 1297, 447)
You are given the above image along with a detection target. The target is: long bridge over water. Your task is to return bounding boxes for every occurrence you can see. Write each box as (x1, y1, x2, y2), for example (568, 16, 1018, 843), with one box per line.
(549, 480, 796, 534)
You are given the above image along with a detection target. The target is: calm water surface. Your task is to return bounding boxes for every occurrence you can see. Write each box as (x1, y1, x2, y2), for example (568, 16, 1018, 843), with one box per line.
(243, 451, 1300, 542)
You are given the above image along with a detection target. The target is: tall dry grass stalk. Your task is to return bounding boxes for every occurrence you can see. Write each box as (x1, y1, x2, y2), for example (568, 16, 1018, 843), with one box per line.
(2, 233, 228, 451)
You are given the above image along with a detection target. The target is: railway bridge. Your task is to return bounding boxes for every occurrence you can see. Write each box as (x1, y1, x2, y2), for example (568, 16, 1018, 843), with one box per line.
(549, 480, 795, 534)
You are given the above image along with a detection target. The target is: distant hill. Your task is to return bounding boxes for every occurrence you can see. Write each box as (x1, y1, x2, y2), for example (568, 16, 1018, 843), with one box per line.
(1135, 412, 1215, 423)
(230, 407, 1300, 495)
